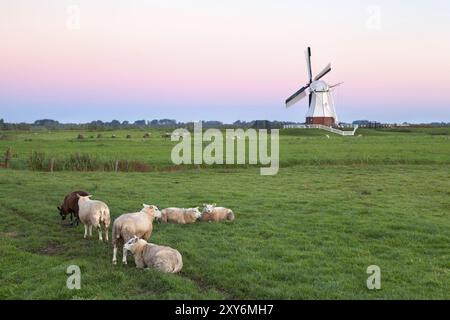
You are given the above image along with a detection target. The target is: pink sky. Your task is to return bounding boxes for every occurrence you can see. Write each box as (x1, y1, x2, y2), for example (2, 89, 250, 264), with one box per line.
(1, 0, 450, 123)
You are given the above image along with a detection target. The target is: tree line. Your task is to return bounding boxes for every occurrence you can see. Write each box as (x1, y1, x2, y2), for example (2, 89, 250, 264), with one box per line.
(0, 118, 301, 131)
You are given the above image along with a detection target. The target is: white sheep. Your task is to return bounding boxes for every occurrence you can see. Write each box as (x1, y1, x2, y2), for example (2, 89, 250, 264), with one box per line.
(77, 194, 111, 241)
(160, 207, 202, 224)
(124, 236, 183, 273)
(201, 203, 235, 222)
(112, 204, 161, 265)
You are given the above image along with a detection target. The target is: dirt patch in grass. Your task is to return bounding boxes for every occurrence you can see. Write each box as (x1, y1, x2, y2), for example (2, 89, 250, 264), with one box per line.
(0, 231, 19, 238)
(34, 243, 66, 256)
(182, 273, 236, 299)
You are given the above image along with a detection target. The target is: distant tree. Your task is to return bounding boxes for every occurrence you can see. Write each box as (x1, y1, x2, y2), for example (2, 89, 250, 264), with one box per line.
(134, 120, 146, 126)
(353, 120, 370, 126)
(87, 120, 104, 130)
(202, 121, 223, 128)
(16, 123, 31, 130)
(34, 119, 59, 127)
(158, 119, 177, 127)
(110, 120, 121, 127)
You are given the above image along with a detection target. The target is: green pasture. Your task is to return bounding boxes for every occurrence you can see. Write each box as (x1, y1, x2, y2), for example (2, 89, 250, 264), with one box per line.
(0, 127, 448, 299)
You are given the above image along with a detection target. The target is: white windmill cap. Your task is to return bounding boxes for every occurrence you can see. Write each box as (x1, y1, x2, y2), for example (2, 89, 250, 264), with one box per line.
(310, 80, 329, 91)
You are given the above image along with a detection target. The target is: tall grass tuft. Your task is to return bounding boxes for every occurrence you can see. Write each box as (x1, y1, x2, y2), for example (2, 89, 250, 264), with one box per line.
(23, 151, 153, 172)
(28, 151, 48, 171)
(64, 153, 100, 171)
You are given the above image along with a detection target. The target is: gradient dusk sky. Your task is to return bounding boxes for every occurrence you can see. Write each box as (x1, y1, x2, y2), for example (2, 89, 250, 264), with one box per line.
(1, 0, 449, 123)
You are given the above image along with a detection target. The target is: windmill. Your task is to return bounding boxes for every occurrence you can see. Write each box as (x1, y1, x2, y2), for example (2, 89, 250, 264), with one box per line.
(285, 47, 342, 127)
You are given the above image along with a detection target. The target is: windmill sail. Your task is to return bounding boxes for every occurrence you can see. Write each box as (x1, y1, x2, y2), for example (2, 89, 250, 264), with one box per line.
(314, 63, 331, 81)
(305, 47, 313, 83)
(286, 85, 309, 108)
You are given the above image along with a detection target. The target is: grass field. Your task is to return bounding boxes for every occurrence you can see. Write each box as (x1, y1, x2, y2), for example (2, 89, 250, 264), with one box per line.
(0, 128, 449, 299)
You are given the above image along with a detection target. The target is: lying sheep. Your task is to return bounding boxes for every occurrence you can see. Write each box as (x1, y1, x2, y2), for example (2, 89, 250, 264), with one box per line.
(57, 190, 90, 226)
(112, 204, 162, 265)
(124, 236, 183, 273)
(201, 203, 235, 222)
(160, 207, 201, 224)
(77, 194, 111, 241)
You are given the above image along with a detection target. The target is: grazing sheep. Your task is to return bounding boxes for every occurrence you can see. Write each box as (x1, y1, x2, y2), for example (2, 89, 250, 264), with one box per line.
(161, 207, 201, 224)
(112, 204, 162, 265)
(143, 132, 151, 138)
(77, 194, 111, 241)
(124, 236, 183, 273)
(201, 203, 235, 222)
(57, 190, 90, 226)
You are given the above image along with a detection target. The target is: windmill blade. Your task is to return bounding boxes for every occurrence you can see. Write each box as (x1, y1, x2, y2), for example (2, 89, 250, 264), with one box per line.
(305, 47, 313, 83)
(285, 85, 309, 108)
(330, 82, 344, 88)
(314, 63, 331, 81)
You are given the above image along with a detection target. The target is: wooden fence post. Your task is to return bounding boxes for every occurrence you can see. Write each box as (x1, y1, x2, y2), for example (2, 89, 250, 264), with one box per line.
(4, 148, 11, 169)
(115, 160, 119, 172)
(50, 158, 55, 172)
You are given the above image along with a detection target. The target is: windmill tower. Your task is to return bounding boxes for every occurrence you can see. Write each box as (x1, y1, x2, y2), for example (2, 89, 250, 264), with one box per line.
(285, 47, 342, 127)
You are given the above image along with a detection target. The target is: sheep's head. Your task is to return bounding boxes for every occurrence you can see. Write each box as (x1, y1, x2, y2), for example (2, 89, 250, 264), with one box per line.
(124, 235, 139, 251)
(202, 203, 216, 214)
(142, 204, 162, 220)
(188, 207, 202, 219)
(57, 206, 67, 220)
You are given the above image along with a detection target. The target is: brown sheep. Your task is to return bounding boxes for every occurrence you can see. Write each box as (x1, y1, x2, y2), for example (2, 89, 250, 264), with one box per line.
(57, 190, 89, 226)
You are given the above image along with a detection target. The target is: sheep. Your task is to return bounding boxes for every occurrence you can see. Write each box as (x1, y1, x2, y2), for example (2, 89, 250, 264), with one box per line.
(124, 236, 183, 273)
(112, 204, 162, 265)
(201, 203, 235, 222)
(57, 190, 90, 226)
(77, 194, 111, 241)
(160, 207, 201, 224)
